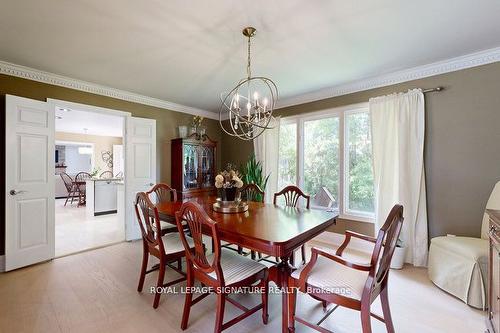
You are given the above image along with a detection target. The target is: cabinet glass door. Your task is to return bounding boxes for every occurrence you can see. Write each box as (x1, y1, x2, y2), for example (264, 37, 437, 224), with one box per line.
(200, 146, 214, 188)
(183, 144, 198, 190)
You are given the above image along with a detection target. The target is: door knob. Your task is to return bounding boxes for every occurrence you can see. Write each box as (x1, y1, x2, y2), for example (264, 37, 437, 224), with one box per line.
(9, 189, 27, 196)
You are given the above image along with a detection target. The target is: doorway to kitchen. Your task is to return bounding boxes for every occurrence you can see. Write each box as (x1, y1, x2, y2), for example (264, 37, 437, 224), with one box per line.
(53, 104, 126, 257)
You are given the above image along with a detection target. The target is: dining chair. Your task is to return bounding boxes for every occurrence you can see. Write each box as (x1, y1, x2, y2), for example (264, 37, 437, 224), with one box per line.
(175, 201, 269, 333)
(239, 183, 265, 203)
(236, 184, 266, 260)
(74, 172, 92, 206)
(287, 204, 404, 333)
(273, 185, 311, 265)
(146, 183, 182, 236)
(134, 192, 195, 309)
(99, 170, 113, 179)
(60, 172, 77, 206)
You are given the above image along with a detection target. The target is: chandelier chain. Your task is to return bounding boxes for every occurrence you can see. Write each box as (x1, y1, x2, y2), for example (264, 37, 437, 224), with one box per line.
(247, 36, 251, 79)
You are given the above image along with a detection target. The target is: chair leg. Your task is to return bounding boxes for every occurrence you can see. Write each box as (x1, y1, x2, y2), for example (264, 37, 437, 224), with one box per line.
(153, 260, 166, 309)
(251, 250, 256, 260)
(214, 292, 226, 333)
(177, 258, 182, 270)
(360, 302, 372, 333)
(380, 287, 395, 333)
(287, 283, 297, 332)
(181, 266, 193, 330)
(64, 191, 70, 206)
(137, 244, 149, 292)
(261, 279, 269, 324)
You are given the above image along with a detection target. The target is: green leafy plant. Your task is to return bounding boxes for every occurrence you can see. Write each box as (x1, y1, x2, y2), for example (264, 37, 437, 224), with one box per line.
(240, 153, 270, 202)
(90, 167, 100, 178)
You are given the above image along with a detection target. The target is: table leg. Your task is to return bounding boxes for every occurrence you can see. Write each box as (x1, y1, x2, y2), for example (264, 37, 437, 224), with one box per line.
(268, 253, 293, 333)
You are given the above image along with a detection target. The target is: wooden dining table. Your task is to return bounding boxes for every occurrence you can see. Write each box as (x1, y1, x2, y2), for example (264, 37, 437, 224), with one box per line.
(155, 196, 338, 333)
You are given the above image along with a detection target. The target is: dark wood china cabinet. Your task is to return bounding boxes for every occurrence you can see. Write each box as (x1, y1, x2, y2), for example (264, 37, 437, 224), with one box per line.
(171, 133, 217, 200)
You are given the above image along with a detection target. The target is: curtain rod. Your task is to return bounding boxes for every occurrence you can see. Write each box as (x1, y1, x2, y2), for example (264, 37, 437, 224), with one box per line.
(422, 87, 443, 93)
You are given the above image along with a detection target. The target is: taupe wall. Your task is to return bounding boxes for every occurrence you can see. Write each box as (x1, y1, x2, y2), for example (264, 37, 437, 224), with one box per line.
(221, 62, 500, 239)
(0, 74, 222, 255)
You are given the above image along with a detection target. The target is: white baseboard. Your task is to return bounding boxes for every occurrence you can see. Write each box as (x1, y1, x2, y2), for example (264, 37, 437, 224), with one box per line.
(0, 255, 5, 272)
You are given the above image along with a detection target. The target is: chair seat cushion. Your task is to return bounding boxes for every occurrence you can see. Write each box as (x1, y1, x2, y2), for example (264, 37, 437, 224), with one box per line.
(430, 236, 488, 262)
(161, 232, 194, 255)
(291, 252, 368, 301)
(207, 249, 267, 285)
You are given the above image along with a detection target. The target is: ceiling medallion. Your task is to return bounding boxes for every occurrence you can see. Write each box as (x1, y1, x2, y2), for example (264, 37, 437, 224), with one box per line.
(219, 27, 278, 141)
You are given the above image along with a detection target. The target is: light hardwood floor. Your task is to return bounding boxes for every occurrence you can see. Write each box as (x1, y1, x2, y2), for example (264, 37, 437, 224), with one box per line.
(0, 239, 484, 333)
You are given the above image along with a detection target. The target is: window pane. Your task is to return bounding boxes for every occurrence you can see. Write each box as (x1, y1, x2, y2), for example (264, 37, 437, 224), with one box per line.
(346, 112, 374, 213)
(304, 117, 339, 209)
(278, 122, 297, 189)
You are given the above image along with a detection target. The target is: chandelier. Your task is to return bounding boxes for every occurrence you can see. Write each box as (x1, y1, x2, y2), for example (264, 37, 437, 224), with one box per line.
(219, 27, 278, 141)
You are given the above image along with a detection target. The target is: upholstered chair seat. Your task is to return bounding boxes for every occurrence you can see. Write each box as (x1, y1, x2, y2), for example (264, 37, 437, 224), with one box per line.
(207, 249, 268, 285)
(161, 232, 194, 255)
(291, 250, 369, 301)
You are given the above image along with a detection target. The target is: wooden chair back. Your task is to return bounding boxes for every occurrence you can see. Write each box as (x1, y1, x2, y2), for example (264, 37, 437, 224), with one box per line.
(134, 192, 165, 255)
(273, 185, 310, 208)
(60, 172, 74, 192)
(368, 205, 404, 297)
(99, 171, 113, 179)
(75, 172, 92, 181)
(175, 202, 224, 282)
(147, 183, 177, 204)
(239, 183, 265, 203)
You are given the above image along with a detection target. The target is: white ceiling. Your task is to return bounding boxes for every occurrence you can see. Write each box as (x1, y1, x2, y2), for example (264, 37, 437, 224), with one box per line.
(55, 108, 123, 137)
(1, 1, 500, 113)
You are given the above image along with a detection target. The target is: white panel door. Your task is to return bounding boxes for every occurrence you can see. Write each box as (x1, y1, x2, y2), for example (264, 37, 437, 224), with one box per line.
(125, 117, 156, 241)
(5, 95, 55, 271)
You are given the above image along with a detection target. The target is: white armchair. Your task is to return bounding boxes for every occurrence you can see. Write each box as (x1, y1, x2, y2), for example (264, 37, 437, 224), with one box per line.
(428, 181, 500, 309)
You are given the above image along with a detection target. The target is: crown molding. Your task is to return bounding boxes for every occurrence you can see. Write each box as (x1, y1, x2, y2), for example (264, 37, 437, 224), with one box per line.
(0, 60, 218, 120)
(276, 46, 500, 109)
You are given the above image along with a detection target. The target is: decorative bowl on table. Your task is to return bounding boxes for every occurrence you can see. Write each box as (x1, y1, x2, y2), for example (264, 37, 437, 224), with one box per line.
(213, 197, 248, 213)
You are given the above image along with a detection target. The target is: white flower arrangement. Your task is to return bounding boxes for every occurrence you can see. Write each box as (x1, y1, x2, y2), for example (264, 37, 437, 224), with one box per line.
(215, 168, 244, 189)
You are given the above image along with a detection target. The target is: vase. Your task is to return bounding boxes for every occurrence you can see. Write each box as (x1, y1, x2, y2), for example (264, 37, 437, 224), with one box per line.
(390, 246, 406, 269)
(220, 188, 237, 202)
(178, 125, 188, 138)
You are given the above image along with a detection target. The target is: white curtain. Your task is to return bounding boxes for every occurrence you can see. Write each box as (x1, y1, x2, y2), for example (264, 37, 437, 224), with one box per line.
(370, 89, 428, 267)
(253, 118, 280, 203)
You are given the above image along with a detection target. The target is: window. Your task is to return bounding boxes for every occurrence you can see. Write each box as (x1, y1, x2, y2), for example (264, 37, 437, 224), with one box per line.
(345, 111, 374, 216)
(278, 122, 297, 189)
(277, 103, 375, 221)
(303, 117, 340, 206)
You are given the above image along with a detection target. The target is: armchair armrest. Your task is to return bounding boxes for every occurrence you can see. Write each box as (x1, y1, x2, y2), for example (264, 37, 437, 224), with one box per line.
(298, 247, 372, 291)
(335, 230, 376, 256)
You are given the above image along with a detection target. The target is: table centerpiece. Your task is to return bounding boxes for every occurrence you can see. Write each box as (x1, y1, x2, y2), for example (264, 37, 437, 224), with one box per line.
(213, 167, 248, 213)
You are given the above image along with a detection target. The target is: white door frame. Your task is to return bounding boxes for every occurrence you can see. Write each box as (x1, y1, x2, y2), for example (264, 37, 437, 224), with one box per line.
(47, 98, 132, 242)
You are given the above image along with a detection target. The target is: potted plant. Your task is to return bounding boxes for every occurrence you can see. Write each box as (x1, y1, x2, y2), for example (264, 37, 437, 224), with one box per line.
(390, 238, 406, 269)
(240, 153, 270, 202)
(215, 166, 244, 202)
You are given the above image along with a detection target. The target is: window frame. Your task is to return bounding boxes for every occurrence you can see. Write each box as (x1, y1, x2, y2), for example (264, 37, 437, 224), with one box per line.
(278, 102, 375, 223)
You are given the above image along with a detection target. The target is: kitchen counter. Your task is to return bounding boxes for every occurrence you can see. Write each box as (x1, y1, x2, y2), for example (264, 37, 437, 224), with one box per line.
(86, 178, 124, 216)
